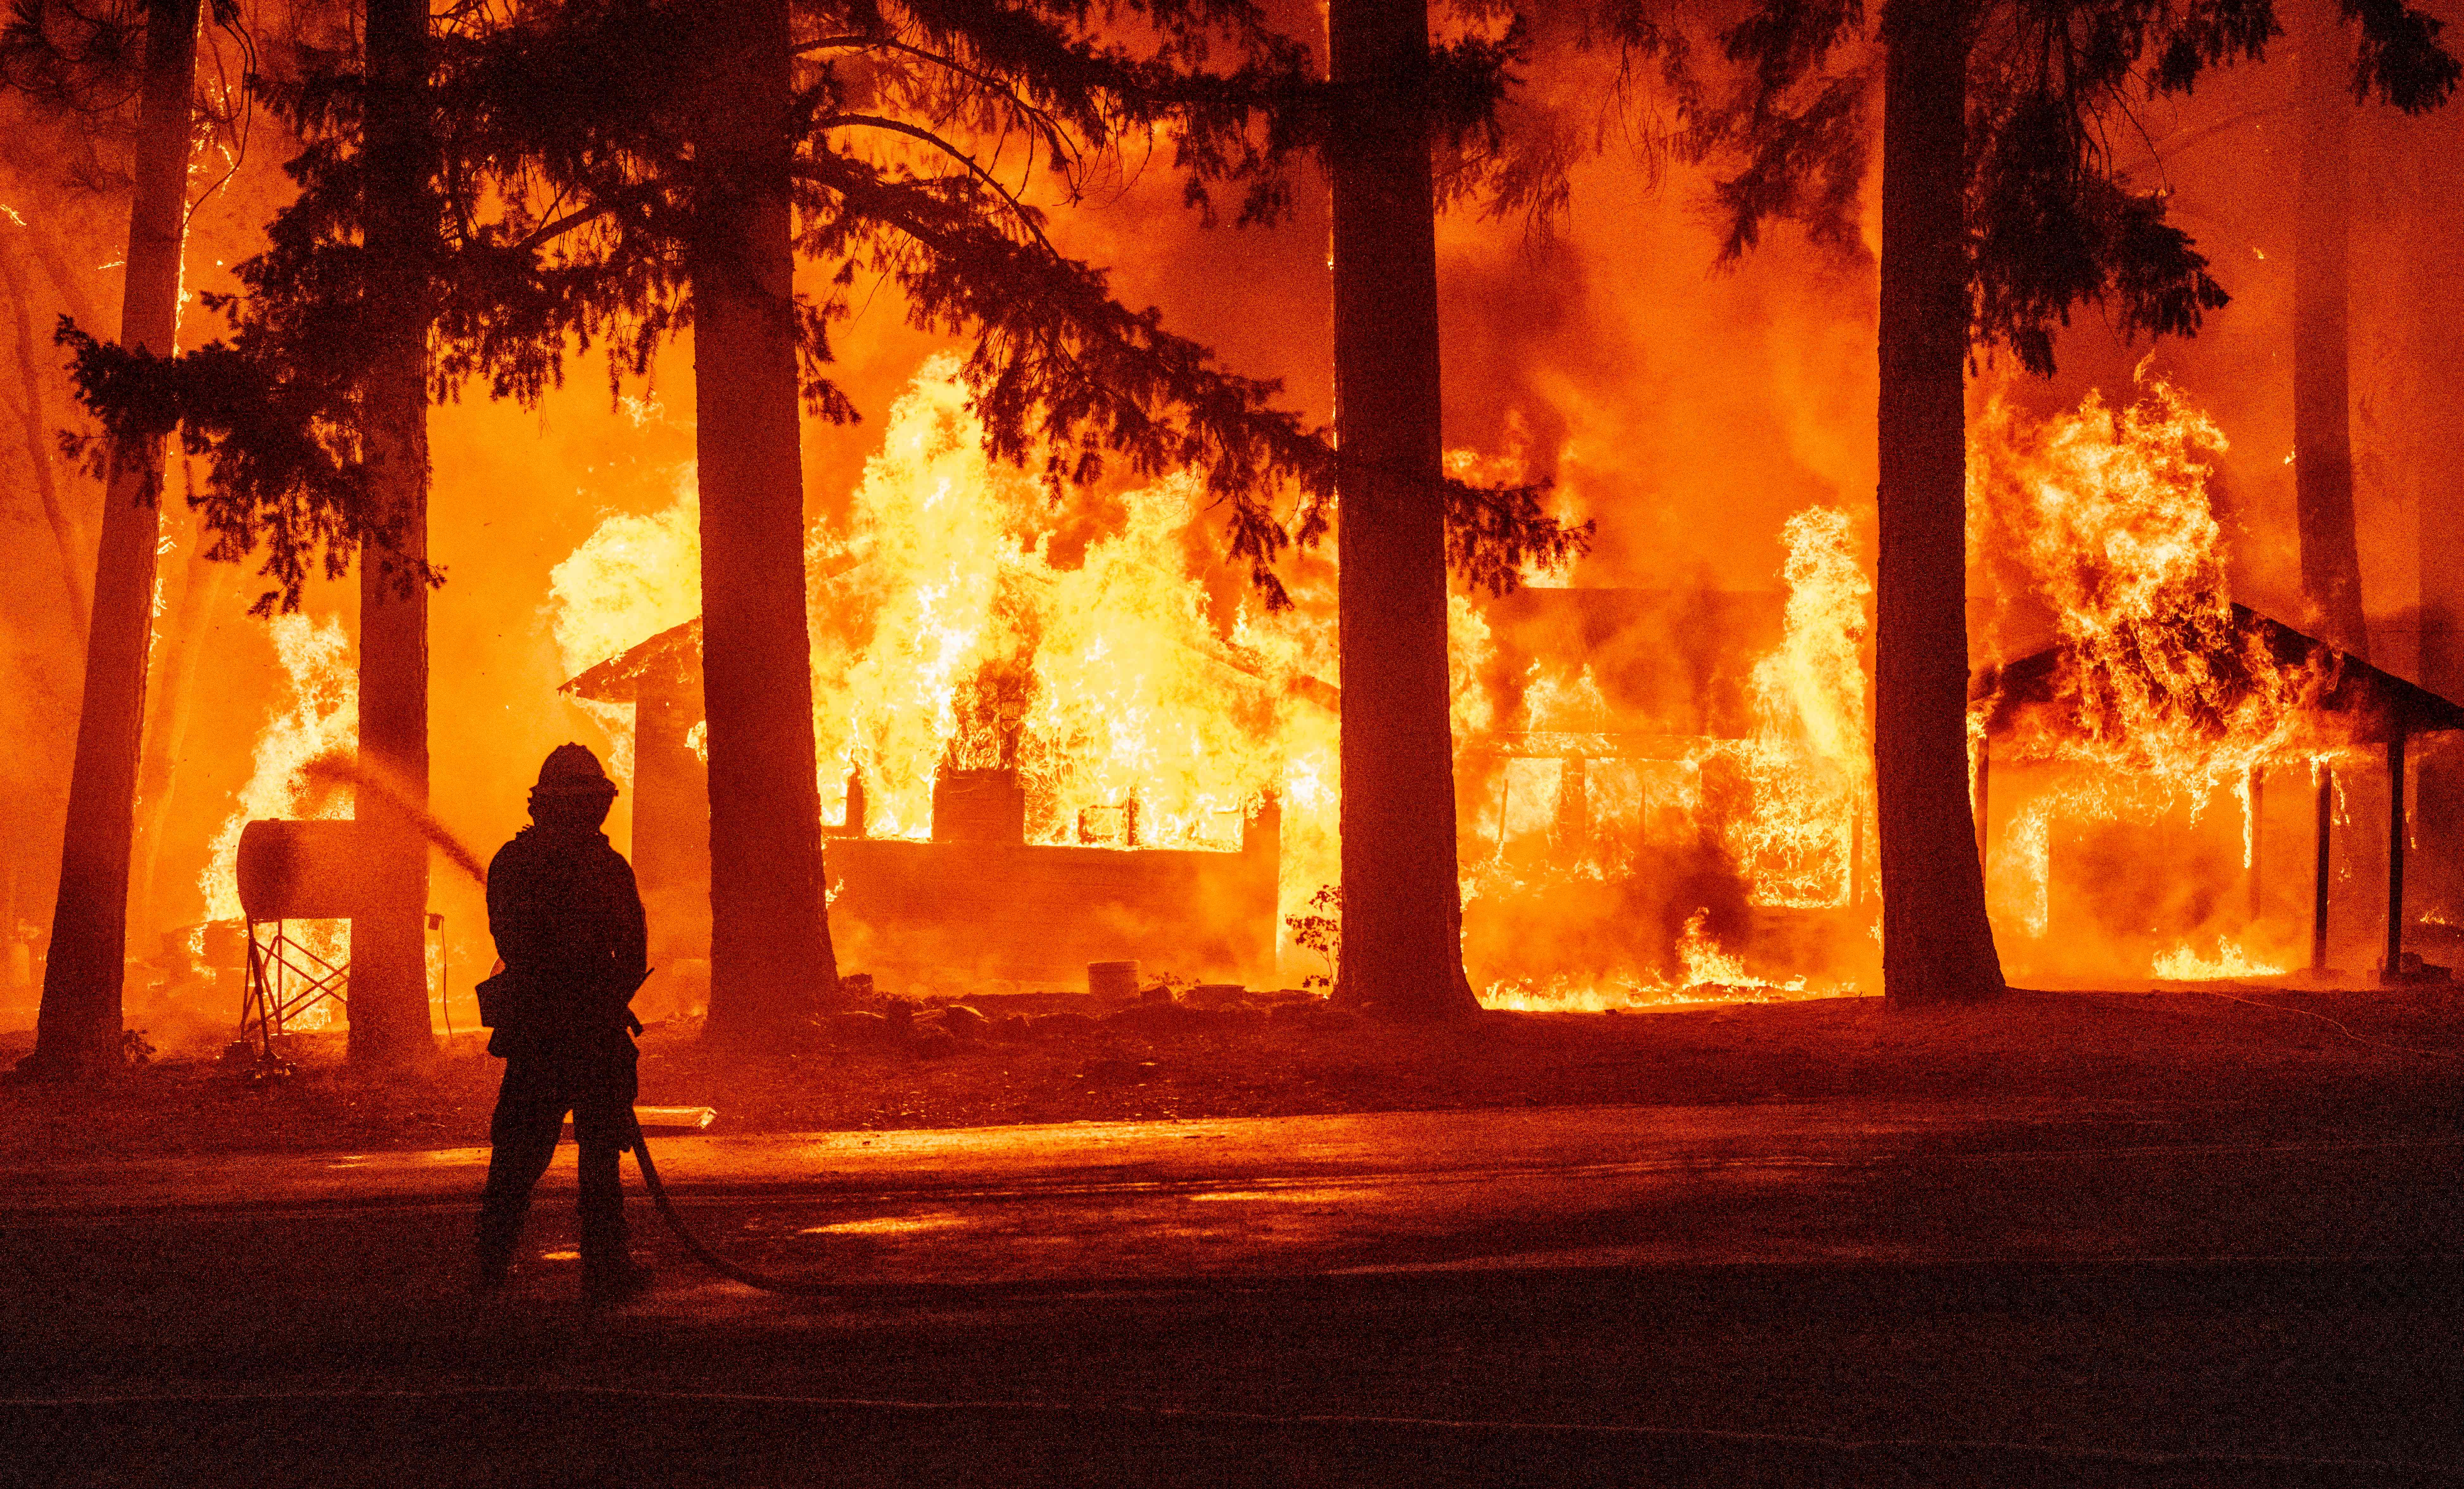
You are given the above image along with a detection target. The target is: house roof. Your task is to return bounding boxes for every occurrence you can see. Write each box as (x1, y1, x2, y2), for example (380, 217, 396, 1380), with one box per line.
(1971, 603, 2464, 745)
(560, 617, 701, 703)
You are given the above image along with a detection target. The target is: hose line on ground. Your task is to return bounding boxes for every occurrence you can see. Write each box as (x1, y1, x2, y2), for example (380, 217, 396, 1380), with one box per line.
(627, 1115, 842, 1296)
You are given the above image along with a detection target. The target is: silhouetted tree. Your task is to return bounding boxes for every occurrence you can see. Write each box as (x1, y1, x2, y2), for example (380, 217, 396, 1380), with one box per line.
(680, 0, 837, 1047)
(340, 0, 440, 1066)
(1324, 1, 1587, 1021)
(7, 0, 206, 1079)
(2288, 0, 2436, 659)
(0, 215, 89, 634)
(2290, 0, 2363, 655)
(1326, 0, 1474, 1022)
(1623, 0, 2454, 1006)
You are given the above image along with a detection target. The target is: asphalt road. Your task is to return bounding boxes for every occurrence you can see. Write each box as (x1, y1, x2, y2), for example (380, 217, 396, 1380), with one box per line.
(4, 1099, 2461, 1486)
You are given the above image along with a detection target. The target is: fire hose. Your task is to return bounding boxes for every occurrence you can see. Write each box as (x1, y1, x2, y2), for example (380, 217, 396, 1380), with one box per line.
(624, 1112, 843, 1296)
(475, 960, 840, 1296)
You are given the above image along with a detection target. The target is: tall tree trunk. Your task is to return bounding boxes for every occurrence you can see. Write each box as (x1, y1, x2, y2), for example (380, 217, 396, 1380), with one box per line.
(1874, 0, 2005, 1006)
(1, 231, 90, 636)
(350, 0, 437, 1065)
(18, 211, 99, 330)
(1326, 0, 1478, 1022)
(690, 0, 839, 1047)
(21, 0, 202, 1079)
(2294, 0, 2370, 659)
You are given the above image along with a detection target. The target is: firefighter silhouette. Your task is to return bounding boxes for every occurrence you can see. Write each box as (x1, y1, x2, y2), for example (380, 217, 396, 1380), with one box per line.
(474, 743, 651, 1301)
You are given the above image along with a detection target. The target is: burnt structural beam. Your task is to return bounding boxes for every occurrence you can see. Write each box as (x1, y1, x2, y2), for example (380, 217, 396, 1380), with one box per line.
(2247, 765, 2265, 923)
(2386, 725, 2408, 982)
(2312, 769, 2334, 972)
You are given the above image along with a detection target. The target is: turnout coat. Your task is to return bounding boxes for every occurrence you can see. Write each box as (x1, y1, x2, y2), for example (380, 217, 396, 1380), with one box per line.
(479, 825, 647, 1057)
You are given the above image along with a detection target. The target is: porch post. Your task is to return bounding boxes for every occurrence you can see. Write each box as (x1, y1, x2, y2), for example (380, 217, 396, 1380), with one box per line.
(2312, 769, 2333, 972)
(2385, 726, 2408, 982)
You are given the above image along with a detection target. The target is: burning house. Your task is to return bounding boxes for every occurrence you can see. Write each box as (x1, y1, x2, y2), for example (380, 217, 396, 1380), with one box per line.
(1458, 582, 1857, 1003)
(539, 364, 1888, 1011)
(1460, 505, 1886, 1007)
(1973, 604, 2464, 984)
(1963, 374, 2464, 985)
(562, 620, 1280, 996)
(543, 366, 1326, 1007)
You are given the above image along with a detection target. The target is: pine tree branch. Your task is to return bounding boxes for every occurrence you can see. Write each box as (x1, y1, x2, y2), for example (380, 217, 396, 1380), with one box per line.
(810, 112, 1059, 255)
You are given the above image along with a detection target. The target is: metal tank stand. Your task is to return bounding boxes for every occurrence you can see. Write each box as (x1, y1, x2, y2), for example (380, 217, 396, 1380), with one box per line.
(236, 919, 350, 1067)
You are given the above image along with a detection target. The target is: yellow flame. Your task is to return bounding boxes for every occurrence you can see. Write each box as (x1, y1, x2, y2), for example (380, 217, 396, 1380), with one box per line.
(549, 359, 1438, 950)
(1722, 505, 1871, 909)
(2152, 937, 2288, 981)
(547, 468, 702, 780)
(203, 614, 356, 1015)
(1974, 369, 2343, 787)
(805, 362, 1302, 850)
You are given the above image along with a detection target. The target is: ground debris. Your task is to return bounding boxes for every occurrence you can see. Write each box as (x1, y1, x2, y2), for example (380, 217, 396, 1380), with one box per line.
(2, 987, 2459, 1165)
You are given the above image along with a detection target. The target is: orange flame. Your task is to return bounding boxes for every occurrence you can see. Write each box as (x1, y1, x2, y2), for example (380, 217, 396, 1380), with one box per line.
(1971, 367, 2351, 974)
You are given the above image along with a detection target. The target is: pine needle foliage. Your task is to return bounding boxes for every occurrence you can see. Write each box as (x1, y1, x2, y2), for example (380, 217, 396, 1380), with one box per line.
(63, 0, 1588, 612)
(1606, 0, 2457, 373)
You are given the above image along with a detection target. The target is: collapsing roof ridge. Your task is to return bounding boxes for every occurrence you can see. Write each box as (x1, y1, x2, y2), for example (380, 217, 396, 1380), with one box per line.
(1970, 602, 2464, 745)
(560, 617, 702, 703)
